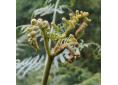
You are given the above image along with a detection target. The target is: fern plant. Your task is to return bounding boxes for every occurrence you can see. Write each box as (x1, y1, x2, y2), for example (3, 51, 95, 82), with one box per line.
(16, 0, 94, 85)
(16, 0, 102, 85)
(23, 8, 91, 85)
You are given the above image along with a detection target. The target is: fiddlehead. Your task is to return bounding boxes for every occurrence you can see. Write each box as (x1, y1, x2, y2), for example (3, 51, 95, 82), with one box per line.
(24, 10, 91, 85)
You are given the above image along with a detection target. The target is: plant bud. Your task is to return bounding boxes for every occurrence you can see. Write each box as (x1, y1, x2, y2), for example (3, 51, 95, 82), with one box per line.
(31, 19, 37, 25)
(62, 17, 66, 21)
(84, 17, 91, 22)
(83, 12, 89, 17)
(43, 20, 49, 28)
(37, 18, 43, 27)
(76, 10, 79, 15)
(80, 11, 83, 14)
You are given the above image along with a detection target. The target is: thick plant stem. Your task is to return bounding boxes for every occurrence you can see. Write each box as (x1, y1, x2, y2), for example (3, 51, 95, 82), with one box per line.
(41, 30, 52, 85)
(41, 56, 53, 85)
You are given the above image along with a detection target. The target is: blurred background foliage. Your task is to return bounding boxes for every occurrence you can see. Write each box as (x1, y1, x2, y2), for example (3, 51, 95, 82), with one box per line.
(16, 0, 101, 85)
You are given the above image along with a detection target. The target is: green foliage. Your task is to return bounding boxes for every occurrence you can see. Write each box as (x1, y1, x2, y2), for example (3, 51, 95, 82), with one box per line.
(79, 73, 100, 85)
(17, 60, 100, 85)
(16, 0, 45, 26)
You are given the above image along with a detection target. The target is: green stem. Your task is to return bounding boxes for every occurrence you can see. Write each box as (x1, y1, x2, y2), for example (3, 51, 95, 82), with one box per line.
(43, 30, 51, 56)
(49, 0, 60, 48)
(41, 0, 60, 85)
(41, 56, 53, 85)
(52, 0, 60, 22)
(41, 30, 52, 85)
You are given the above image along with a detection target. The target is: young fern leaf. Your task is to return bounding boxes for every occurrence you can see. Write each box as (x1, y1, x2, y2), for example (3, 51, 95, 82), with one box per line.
(23, 10, 91, 85)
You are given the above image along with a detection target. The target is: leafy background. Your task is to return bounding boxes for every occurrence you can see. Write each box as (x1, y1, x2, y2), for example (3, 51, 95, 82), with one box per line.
(16, 0, 101, 85)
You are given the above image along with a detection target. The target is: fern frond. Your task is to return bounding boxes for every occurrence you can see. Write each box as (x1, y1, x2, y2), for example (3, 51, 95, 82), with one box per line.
(32, 4, 68, 18)
(16, 55, 45, 79)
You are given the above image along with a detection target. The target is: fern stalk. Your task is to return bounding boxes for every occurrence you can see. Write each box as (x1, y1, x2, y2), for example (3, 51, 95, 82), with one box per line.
(41, 0, 60, 85)
(41, 29, 52, 85)
(41, 56, 53, 85)
(43, 30, 51, 56)
(49, 0, 60, 48)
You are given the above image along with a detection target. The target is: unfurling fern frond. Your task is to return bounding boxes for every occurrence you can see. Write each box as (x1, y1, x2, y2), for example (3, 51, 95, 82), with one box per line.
(17, 7, 92, 85)
(16, 24, 44, 59)
(52, 34, 80, 63)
